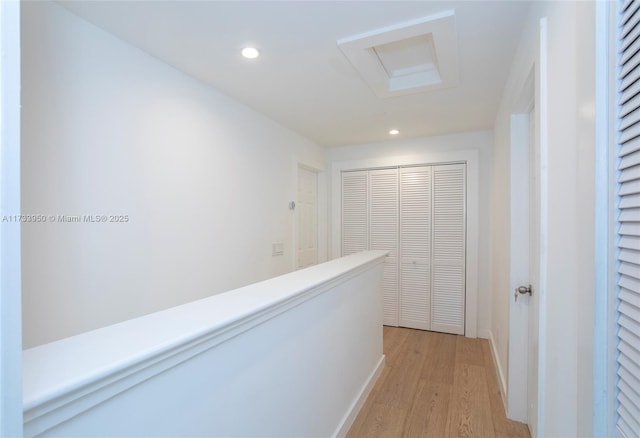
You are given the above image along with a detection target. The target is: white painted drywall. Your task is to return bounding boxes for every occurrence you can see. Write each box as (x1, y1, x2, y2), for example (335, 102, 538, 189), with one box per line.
(20, 1, 325, 348)
(491, 1, 599, 435)
(325, 130, 493, 338)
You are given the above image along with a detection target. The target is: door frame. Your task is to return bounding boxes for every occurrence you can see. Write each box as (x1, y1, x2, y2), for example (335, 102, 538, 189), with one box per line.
(592, 1, 618, 435)
(330, 149, 479, 338)
(0, 0, 24, 434)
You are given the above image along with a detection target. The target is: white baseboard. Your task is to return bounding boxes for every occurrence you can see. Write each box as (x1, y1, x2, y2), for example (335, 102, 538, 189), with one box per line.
(487, 331, 507, 409)
(333, 355, 386, 438)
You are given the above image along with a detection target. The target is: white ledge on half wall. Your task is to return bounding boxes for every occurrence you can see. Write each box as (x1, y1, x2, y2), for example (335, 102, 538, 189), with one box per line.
(22, 250, 388, 437)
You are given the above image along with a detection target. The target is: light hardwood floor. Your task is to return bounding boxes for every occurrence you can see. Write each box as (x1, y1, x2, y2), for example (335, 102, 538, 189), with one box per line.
(347, 327, 531, 438)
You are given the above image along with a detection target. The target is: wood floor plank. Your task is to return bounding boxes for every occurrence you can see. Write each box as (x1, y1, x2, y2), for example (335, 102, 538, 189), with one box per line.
(445, 363, 495, 438)
(349, 403, 407, 438)
(403, 380, 452, 438)
(383, 326, 411, 366)
(348, 328, 531, 438)
(420, 332, 457, 384)
(376, 330, 426, 411)
(454, 335, 484, 366)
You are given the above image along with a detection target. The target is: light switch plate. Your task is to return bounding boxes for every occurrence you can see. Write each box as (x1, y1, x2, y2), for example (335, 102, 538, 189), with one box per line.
(272, 243, 284, 257)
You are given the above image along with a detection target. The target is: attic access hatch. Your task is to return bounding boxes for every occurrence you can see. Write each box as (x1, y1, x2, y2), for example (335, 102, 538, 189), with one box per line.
(338, 10, 459, 98)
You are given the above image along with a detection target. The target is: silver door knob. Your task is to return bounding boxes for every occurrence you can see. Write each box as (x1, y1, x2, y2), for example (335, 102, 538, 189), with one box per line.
(514, 285, 532, 301)
(516, 285, 532, 295)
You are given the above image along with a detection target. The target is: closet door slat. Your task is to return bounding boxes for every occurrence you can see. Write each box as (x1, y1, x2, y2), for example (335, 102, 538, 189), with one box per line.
(341, 171, 368, 256)
(399, 166, 432, 330)
(431, 164, 466, 335)
(370, 169, 399, 326)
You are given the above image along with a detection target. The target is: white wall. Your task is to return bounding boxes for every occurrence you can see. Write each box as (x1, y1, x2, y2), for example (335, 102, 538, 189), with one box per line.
(325, 130, 493, 338)
(20, 1, 325, 348)
(491, 1, 599, 435)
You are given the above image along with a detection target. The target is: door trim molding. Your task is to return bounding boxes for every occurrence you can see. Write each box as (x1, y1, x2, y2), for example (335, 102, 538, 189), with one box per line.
(536, 17, 548, 436)
(0, 0, 24, 435)
(330, 149, 479, 338)
(592, 1, 617, 435)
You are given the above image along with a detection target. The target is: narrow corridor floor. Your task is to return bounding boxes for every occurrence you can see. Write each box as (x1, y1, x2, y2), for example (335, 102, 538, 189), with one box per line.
(347, 327, 530, 438)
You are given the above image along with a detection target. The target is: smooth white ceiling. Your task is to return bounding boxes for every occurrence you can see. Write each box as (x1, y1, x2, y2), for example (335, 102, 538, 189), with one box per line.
(58, 1, 532, 147)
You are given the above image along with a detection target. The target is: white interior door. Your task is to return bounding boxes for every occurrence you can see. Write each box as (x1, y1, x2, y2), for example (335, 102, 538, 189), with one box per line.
(509, 108, 541, 430)
(297, 167, 318, 269)
(527, 108, 540, 437)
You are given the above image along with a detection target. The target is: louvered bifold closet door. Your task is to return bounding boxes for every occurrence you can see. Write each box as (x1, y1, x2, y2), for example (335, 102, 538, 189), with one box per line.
(369, 169, 399, 326)
(342, 171, 368, 256)
(617, 1, 640, 436)
(431, 164, 466, 335)
(399, 166, 432, 330)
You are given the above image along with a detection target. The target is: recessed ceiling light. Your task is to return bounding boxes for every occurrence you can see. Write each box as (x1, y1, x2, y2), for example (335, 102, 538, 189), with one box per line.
(389, 129, 400, 135)
(241, 47, 260, 59)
